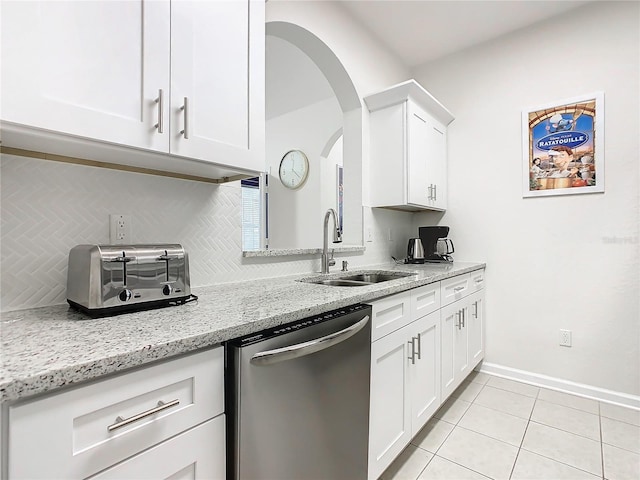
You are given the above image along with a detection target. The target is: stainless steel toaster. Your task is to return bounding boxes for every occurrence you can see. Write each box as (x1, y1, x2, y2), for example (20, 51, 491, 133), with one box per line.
(67, 244, 191, 316)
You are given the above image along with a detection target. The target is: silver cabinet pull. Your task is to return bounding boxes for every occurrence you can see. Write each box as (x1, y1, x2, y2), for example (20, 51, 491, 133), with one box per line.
(427, 185, 433, 200)
(475, 278, 484, 284)
(433, 184, 437, 201)
(408, 337, 416, 365)
(154, 89, 164, 133)
(250, 315, 369, 366)
(453, 286, 465, 292)
(455, 311, 462, 330)
(107, 399, 180, 432)
(180, 97, 189, 139)
(461, 308, 465, 328)
(473, 301, 479, 318)
(415, 333, 422, 360)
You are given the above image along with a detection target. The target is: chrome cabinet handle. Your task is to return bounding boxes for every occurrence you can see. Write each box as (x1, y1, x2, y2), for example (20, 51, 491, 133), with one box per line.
(453, 286, 465, 292)
(107, 399, 180, 432)
(455, 311, 461, 330)
(415, 333, 421, 360)
(408, 337, 416, 365)
(475, 277, 484, 284)
(473, 301, 479, 318)
(427, 185, 433, 200)
(250, 315, 369, 366)
(433, 184, 437, 201)
(154, 89, 164, 133)
(180, 97, 189, 139)
(461, 308, 465, 328)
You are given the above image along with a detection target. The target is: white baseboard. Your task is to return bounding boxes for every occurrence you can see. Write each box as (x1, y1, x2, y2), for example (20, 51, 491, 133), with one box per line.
(477, 362, 640, 410)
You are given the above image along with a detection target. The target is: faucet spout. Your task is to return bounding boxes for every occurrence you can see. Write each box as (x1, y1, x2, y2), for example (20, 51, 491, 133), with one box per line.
(322, 208, 342, 274)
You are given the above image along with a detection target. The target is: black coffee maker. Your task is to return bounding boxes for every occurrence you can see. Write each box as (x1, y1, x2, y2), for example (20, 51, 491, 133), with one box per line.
(418, 226, 454, 263)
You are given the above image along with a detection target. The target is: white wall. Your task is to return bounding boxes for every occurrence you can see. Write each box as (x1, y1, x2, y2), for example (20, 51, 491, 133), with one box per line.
(0, 0, 410, 312)
(413, 1, 640, 396)
(267, 97, 342, 249)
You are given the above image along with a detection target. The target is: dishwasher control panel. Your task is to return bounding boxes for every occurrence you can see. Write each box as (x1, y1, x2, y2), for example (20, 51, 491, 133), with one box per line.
(228, 303, 370, 347)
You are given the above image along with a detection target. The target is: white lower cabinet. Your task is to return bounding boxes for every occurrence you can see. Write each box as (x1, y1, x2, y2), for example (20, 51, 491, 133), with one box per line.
(368, 284, 441, 480)
(409, 312, 441, 436)
(92, 416, 225, 480)
(6, 347, 224, 479)
(369, 325, 412, 479)
(368, 269, 485, 479)
(441, 281, 486, 400)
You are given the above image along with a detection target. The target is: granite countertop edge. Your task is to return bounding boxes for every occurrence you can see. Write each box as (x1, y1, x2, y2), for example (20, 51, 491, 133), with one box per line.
(0, 262, 485, 403)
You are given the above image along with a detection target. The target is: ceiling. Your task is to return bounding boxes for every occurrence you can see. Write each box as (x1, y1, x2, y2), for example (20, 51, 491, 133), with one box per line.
(337, 0, 594, 67)
(266, 0, 595, 119)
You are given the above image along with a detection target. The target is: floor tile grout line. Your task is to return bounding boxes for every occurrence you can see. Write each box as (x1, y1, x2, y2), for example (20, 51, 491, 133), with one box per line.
(527, 418, 602, 443)
(519, 390, 604, 478)
(508, 385, 540, 479)
(516, 446, 607, 478)
(525, 415, 606, 443)
(427, 453, 493, 479)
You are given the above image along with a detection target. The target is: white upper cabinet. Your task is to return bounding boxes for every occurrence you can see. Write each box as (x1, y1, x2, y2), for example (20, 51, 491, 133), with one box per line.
(364, 79, 453, 211)
(0, 0, 265, 180)
(0, 0, 170, 151)
(170, 0, 264, 171)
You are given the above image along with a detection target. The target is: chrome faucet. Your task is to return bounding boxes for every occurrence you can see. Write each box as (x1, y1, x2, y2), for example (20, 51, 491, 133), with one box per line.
(322, 208, 342, 274)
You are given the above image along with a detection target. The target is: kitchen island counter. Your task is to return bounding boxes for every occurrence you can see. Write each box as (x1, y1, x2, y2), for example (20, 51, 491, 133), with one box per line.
(0, 262, 484, 403)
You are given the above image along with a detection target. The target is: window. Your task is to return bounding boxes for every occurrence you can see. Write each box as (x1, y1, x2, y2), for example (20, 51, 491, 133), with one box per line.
(241, 177, 262, 251)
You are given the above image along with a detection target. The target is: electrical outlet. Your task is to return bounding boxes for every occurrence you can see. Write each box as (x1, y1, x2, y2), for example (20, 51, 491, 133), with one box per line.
(559, 329, 572, 347)
(110, 214, 131, 244)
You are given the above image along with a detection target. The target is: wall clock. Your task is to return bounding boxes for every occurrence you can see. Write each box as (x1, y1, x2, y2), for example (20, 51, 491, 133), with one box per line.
(278, 150, 309, 189)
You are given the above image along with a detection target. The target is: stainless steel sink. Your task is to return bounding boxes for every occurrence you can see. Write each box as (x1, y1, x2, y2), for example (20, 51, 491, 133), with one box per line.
(340, 272, 411, 283)
(313, 279, 373, 287)
(303, 271, 413, 287)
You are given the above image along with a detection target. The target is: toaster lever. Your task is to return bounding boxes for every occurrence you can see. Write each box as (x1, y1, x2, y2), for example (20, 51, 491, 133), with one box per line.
(157, 254, 183, 261)
(111, 256, 135, 263)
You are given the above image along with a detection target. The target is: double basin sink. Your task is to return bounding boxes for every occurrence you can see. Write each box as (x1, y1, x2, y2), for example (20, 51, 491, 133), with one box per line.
(303, 271, 413, 287)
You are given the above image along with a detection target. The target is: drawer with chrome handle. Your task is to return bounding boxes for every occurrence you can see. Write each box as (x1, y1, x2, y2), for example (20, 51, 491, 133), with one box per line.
(440, 273, 470, 306)
(8, 347, 223, 480)
(470, 269, 485, 292)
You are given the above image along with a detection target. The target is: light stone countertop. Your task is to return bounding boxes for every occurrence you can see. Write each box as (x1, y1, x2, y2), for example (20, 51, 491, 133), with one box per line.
(0, 261, 484, 404)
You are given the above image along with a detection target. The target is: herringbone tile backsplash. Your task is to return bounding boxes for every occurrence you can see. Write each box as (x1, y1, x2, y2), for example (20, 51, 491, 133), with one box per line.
(1, 154, 408, 312)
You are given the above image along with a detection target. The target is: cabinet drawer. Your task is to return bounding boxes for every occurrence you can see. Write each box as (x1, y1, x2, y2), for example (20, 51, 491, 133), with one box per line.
(410, 282, 441, 319)
(440, 274, 470, 306)
(92, 415, 225, 480)
(9, 347, 223, 480)
(368, 290, 412, 342)
(469, 269, 485, 292)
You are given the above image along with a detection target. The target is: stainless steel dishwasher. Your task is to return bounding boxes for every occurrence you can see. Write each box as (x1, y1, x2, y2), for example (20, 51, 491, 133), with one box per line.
(226, 303, 372, 480)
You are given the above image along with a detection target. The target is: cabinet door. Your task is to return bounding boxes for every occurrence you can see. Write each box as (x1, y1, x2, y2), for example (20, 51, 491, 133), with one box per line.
(409, 311, 441, 436)
(467, 289, 485, 370)
(369, 327, 412, 480)
(427, 119, 447, 210)
(441, 300, 468, 400)
(0, 0, 170, 151)
(170, 0, 265, 172)
(407, 104, 430, 207)
(455, 302, 470, 380)
(92, 416, 225, 480)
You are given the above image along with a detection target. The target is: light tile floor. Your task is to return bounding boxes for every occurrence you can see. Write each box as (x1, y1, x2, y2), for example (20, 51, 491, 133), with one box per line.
(380, 372, 640, 480)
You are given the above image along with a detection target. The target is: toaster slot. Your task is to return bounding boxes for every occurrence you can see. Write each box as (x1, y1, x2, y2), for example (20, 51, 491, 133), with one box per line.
(157, 249, 185, 284)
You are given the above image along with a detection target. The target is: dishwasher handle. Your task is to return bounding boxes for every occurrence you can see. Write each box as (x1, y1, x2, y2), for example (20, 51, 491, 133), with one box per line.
(250, 315, 370, 366)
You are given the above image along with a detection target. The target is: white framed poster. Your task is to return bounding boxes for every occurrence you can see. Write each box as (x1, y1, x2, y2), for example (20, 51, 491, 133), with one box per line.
(522, 92, 604, 197)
